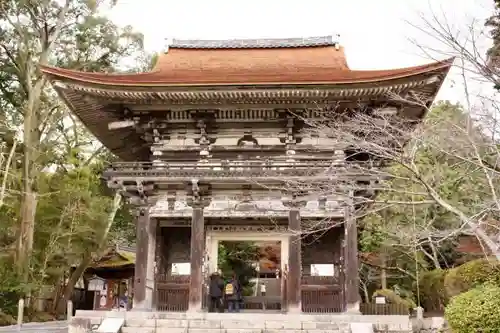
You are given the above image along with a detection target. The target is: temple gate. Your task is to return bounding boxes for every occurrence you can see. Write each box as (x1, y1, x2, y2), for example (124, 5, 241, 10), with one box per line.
(41, 35, 452, 315)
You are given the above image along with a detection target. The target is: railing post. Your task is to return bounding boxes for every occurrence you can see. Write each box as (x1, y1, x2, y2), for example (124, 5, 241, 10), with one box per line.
(17, 298, 24, 331)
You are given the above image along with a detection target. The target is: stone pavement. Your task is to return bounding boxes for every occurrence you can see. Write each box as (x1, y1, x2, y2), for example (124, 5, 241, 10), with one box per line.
(0, 321, 67, 333)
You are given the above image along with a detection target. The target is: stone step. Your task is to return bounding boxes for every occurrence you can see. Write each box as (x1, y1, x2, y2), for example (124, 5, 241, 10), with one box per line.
(121, 329, 346, 333)
(72, 310, 411, 333)
(124, 318, 349, 330)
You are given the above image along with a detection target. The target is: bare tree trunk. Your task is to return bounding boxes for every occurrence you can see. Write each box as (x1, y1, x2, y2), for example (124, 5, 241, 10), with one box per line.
(16, 75, 42, 284)
(16, 191, 38, 278)
(360, 278, 370, 302)
(427, 237, 442, 269)
(61, 192, 122, 305)
(419, 180, 500, 261)
(0, 139, 17, 209)
(380, 248, 387, 290)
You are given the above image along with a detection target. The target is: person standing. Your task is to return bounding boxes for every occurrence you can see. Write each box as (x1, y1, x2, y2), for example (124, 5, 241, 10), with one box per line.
(224, 273, 241, 313)
(208, 271, 224, 312)
(260, 282, 266, 297)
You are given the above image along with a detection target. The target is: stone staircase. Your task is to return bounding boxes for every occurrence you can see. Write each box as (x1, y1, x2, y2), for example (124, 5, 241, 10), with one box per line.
(122, 316, 350, 333)
(70, 310, 412, 333)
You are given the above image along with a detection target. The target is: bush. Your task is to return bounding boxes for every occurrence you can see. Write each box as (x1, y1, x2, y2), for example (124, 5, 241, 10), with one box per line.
(0, 311, 15, 326)
(27, 311, 55, 323)
(414, 269, 448, 312)
(444, 258, 500, 297)
(372, 289, 416, 309)
(445, 284, 500, 333)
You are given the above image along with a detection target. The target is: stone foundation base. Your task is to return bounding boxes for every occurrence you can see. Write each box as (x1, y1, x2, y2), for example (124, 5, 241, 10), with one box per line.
(73, 309, 413, 333)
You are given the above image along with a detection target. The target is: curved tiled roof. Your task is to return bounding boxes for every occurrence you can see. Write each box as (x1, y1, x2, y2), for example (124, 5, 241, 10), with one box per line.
(40, 42, 453, 87)
(40, 37, 454, 161)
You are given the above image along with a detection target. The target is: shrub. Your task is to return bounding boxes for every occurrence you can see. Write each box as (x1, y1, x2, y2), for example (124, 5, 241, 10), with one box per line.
(445, 284, 500, 333)
(372, 289, 416, 309)
(0, 311, 15, 326)
(414, 269, 448, 312)
(27, 311, 55, 323)
(444, 258, 500, 297)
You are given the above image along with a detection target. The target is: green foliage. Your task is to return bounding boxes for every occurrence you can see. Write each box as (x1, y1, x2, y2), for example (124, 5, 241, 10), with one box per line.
(0, 312, 16, 327)
(0, 0, 141, 313)
(444, 258, 500, 297)
(24, 310, 56, 323)
(372, 289, 416, 309)
(445, 284, 500, 333)
(218, 242, 260, 296)
(0, 257, 29, 315)
(362, 101, 494, 253)
(414, 269, 448, 312)
(359, 100, 500, 303)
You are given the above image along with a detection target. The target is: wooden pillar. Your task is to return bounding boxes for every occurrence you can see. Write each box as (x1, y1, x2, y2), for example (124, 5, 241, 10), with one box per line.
(186, 179, 211, 312)
(344, 193, 360, 312)
(132, 207, 151, 311)
(287, 208, 302, 313)
(188, 206, 205, 312)
(145, 217, 157, 310)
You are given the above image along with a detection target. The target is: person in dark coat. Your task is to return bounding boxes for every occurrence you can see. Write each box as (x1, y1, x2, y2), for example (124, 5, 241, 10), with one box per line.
(208, 271, 224, 312)
(224, 273, 242, 313)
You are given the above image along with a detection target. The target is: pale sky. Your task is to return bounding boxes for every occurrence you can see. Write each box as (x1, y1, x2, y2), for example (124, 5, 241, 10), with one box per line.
(105, 0, 494, 103)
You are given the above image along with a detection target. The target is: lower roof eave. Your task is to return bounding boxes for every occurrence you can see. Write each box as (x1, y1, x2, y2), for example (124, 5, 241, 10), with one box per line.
(58, 76, 440, 104)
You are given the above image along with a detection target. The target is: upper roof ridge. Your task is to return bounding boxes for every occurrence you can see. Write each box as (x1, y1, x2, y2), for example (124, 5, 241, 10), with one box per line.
(169, 35, 338, 49)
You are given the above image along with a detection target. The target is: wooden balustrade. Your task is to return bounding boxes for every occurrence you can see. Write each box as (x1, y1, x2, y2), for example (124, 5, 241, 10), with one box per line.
(301, 275, 344, 313)
(360, 303, 410, 316)
(156, 276, 190, 312)
(155, 275, 408, 315)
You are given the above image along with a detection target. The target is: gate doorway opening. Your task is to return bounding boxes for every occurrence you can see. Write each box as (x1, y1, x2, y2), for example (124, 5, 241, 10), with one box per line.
(206, 231, 290, 312)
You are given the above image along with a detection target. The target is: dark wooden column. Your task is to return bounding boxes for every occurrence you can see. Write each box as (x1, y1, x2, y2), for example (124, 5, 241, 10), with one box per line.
(186, 180, 211, 312)
(145, 217, 157, 310)
(344, 192, 360, 312)
(287, 208, 302, 313)
(283, 193, 306, 313)
(189, 206, 205, 312)
(132, 207, 151, 310)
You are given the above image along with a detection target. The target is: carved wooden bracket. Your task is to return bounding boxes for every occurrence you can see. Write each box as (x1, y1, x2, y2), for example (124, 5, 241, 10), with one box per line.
(281, 190, 308, 209)
(185, 179, 212, 208)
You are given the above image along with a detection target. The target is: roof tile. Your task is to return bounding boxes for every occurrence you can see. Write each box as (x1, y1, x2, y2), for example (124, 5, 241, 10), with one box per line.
(41, 45, 452, 86)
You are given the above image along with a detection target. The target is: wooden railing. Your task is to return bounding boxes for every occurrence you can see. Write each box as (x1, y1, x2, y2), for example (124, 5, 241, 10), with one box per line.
(360, 303, 410, 316)
(300, 276, 344, 313)
(155, 275, 409, 316)
(156, 276, 190, 312)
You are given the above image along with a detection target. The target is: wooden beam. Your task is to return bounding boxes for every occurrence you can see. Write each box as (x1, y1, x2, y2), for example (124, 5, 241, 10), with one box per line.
(108, 120, 135, 130)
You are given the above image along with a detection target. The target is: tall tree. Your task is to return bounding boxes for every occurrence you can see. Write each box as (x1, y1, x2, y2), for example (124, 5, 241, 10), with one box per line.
(0, 0, 144, 294)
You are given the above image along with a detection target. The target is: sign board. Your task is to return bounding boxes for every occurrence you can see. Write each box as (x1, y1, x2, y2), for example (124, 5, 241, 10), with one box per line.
(96, 318, 125, 333)
(88, 276, 106, 291)
(375, 296, 386, 304)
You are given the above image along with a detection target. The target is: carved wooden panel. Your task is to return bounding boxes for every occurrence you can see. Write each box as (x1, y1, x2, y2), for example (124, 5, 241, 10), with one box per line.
(206, 225, 289, 233)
